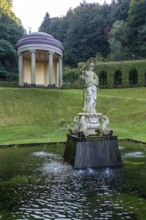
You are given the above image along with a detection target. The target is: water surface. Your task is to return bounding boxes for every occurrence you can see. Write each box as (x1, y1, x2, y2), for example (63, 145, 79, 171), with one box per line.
(0, 141, 146, 220)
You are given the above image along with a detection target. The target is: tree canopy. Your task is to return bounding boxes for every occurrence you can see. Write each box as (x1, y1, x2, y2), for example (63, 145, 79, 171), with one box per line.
(1, 0, 146, 79)
(39, 0, 146, 66)
(39, 2, 111, 67)
(0, 0, 24, 81)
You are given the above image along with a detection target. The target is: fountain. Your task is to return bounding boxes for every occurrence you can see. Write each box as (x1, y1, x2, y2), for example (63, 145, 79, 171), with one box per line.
(64, 58, 122, 168)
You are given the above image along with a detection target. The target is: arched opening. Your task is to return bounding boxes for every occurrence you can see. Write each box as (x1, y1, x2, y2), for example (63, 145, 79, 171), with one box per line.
(114, 70, 122, 87)
(145, 72, 146, 86)
(99, 71, 107, 87)
(129, 69, 138, 86)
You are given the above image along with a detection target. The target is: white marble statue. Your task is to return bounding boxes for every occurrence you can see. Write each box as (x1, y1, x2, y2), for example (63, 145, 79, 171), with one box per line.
(80, 61, 99, 113)
(99, 115, 113, 136)
(79, 115, 88, 136)
(71, 116, 80, 135)
(70, 59, 113, 137)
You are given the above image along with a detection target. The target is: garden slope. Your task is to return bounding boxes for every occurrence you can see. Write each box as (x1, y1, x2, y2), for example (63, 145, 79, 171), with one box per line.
(0, 87, 146, 144)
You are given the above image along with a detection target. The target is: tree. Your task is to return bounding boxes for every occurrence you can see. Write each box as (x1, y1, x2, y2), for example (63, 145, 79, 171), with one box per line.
(137, 23, 146, 58)
(63, 3, 111, 66)
(127, 0, 146, 57)
(111, 0, 129, 23)
(39, 2, 112, 67)
(128, 0, 146, 28)
(0, 39, 17, 80)
(39, 0, 146, 65)
(108, 20, 130, 60)
(0, 0, 17, 22)
(39, 12, 50, 32)
(0, 0, 24, 81)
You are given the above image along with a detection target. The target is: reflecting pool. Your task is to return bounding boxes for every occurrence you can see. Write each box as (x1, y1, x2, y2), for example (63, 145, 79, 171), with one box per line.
(0, 141, 146, 220)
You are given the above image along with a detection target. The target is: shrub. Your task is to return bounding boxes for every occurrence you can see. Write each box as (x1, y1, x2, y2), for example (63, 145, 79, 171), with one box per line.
(0, 81, 18, 87)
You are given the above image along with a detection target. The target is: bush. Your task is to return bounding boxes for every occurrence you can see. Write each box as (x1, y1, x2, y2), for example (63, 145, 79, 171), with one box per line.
(0, 81, 18, 87)
(63, 66, 79, 83)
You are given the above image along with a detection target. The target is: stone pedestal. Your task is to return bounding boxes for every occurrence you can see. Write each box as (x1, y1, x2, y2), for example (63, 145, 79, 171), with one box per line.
(64, 134, 122, 169)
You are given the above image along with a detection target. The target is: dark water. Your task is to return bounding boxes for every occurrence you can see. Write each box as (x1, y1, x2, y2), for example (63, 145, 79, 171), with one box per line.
(0, 141, 146, 220)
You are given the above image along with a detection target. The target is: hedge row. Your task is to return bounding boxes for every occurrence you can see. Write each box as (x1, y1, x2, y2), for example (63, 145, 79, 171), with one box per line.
(63, 59, 146, 89)
(94, 59, 146, 88)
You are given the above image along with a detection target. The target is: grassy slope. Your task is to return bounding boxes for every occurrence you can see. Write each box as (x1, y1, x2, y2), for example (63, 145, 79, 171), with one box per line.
(0, 87, 146, 144)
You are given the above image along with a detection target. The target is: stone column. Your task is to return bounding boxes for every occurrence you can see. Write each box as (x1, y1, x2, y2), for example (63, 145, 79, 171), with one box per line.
(48, 51, 54, 86)
(56, 62, 59, 88)
(18, 52, 23, 86)
(30, 50, 36, 86)
(44, 63, 48, 87)
(59, 56, 63, 87)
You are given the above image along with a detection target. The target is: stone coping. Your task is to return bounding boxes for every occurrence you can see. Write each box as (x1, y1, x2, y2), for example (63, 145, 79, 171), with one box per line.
(0, 142, 65, 148)
(0, 138, 145, 148)
(118, 138, 146, 144)
(67, 134, 118, 141)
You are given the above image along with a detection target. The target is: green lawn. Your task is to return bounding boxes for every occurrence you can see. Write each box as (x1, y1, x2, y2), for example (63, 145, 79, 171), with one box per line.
(0, 87, 146, 144)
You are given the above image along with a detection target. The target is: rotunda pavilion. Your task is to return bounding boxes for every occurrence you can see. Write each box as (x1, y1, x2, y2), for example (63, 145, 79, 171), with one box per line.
(15, 32, 64, 88)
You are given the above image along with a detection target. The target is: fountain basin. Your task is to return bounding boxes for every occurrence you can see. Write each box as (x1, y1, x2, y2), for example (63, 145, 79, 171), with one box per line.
(64, 134, 122, 168)
(0, 140, 146, 219)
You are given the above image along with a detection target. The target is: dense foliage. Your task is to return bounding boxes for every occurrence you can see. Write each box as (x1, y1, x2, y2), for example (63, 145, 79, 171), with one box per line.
(1, 0, 146, 82)
(39, 0, 145, 66)
(0, 0, 24, 81)
(39, 2, 112, 67)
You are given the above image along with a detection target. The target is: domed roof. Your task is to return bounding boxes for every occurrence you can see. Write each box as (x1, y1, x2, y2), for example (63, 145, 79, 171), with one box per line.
(15, 32, 64, 52)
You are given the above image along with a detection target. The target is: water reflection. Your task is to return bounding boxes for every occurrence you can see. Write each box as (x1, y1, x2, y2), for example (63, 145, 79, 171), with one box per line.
(17, 157, 126, 219)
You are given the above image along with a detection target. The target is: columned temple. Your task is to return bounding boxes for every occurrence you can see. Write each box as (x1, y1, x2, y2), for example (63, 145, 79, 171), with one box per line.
(15, 32, 64, 88)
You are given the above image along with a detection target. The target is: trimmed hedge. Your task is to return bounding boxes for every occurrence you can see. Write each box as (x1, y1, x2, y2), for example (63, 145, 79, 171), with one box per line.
(64, 59, 146, 89)
(94, 59, 146, 88)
